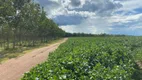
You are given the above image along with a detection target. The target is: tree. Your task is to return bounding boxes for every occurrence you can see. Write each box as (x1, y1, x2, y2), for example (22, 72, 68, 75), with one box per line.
(0, 0, 65, 50)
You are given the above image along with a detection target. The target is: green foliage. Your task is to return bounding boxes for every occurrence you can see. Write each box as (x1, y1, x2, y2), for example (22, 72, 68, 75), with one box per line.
(22, 37, 142, 80)
(0, 0, 65, 50)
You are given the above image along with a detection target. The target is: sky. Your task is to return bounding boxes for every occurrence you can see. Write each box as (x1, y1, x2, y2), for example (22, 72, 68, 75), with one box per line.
(35, 0, 142, 35)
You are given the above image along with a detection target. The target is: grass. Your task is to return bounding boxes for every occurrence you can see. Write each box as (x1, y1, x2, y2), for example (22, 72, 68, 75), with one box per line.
(128, 40, 142, 80)
(134, 48, 142, 80)
(0, 38, 64, 63)
(134, 48, 142, 61)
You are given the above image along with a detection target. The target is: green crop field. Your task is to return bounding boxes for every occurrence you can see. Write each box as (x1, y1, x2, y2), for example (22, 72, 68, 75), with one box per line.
(21, 37, 142, 80)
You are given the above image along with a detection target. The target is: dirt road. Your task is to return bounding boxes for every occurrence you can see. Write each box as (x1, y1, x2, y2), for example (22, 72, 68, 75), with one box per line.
(0, 38, 68, 80)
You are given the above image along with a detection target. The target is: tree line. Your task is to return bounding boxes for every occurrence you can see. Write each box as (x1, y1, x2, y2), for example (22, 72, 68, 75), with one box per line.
(65, 33, 126, 37)
(0, 0, 65, 50)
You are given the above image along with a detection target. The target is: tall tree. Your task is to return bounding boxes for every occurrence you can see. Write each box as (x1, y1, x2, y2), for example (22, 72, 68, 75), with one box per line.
(0, 0, 65, 50)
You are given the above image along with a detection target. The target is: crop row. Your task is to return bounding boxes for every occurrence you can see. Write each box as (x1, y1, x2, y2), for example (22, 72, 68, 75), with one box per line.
(21, 37, 142, 80)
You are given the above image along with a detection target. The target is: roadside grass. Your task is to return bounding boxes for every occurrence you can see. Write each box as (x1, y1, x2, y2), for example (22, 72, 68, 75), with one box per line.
(0, 38, 64, 63)
(133, 47, 142, 80)
(134, 48, 142, 61)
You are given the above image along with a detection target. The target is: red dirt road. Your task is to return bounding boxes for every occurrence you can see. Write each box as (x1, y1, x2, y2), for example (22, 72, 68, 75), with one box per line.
(0, 38, 68, 80)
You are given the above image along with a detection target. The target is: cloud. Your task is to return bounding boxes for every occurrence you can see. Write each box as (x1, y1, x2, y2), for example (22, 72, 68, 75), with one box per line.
(70, 0, 81, 7)
(128, 16, 142, 30)
(60, 16, 112, 34)
(53, 14, 87, 25)
(69, 0, 122, 16)
(118, 0, 142, 11)
(109, 13, 142, 23)
(36, 0, 61, 17)
(36, 0, 123, 17)
(36, 0, 142, 35)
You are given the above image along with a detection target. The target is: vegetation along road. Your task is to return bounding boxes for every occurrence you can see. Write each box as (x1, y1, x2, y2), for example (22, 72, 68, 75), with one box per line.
(0, 38, 68, 80)
(22, 37, 142, 80)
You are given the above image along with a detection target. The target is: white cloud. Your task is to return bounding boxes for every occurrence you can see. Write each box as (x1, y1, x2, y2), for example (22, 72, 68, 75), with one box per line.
(109, 13, 142, 23)
(36, 0, 142, 35)
(118, 0, 142, 11)
(60, 16, 112, 34)
(60, 25, 98, 34)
